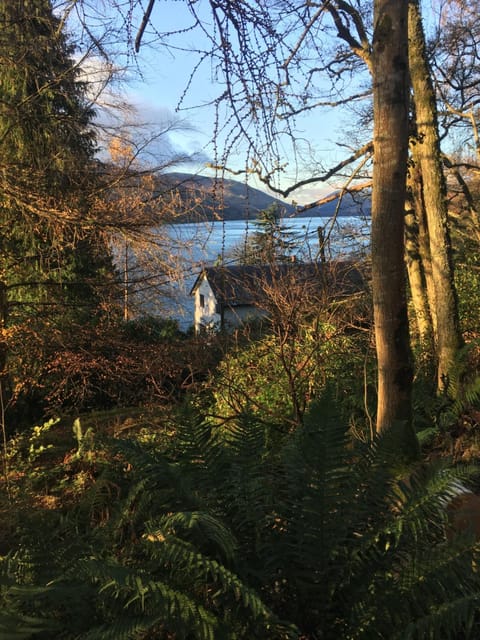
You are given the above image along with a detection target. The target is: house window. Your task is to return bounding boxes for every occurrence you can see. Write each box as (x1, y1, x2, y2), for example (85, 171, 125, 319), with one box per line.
(199, 293, 205, 308)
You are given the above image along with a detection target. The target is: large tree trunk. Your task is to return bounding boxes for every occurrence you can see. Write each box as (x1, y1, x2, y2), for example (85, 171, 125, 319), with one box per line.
(371, 0, 415, 445)
(408, 0, 462, 393)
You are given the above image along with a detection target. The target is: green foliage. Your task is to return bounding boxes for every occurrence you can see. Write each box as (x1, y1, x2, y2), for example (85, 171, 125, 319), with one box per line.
(210, 321, 372, 432)
(0, 553, 63, 639)
(0, 0, 111, 319)
(122, 316, 182, 342)
(413, 339, 480, 444)
(212, 333, 294, 428)
(231, 204, 298, 265)
(5, 417, 60, 476)
(27, 418, 59, 464)
(454, 234, 480, 338)
(1, 425, 291, 639)
(3, 394, 480, 638)
(0, 0, 118, 425)
(447, 340, 480, 407)
(171, 396, 480, 638)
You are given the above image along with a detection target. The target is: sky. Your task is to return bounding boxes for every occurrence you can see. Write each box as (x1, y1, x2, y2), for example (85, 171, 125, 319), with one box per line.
(85, 0, 355, 206)
(76, 0, 441, 206)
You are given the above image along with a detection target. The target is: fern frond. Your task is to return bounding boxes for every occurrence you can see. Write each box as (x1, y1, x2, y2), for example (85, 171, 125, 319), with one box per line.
(444, 339, 480, 416)
(100, 437, 201, 534)
(80, 557, 220, 640)
(79, 615, 159, 640)
(399, 594, 480, 640)
(0, 614, 52, 640)
(148, 511, 238, 564)
(143, 532, 276, 622)
(241, 394, 480, 639)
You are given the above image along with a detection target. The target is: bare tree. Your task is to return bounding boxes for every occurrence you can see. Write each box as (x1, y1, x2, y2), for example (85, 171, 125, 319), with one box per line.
(82, 0, 411, 437)
(210, 259, 369, 430)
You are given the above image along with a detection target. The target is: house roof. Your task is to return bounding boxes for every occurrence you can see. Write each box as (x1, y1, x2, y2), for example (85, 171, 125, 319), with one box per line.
(190, 261, 365, 307)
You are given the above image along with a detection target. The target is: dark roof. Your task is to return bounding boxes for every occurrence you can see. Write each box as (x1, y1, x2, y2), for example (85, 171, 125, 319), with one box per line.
(190, 261, 365, 306)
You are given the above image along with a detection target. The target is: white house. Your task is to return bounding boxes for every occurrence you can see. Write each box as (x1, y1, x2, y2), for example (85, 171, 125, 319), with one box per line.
(190, 265, 269, 332)
(190, 261, 365, 333)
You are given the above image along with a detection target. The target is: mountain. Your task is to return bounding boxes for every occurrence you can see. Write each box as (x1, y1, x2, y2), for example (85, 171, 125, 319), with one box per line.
(156, 172, 370, 221)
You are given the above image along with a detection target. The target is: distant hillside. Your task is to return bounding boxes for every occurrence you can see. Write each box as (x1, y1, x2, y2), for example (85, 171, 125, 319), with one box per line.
(156, 172, 370, 221)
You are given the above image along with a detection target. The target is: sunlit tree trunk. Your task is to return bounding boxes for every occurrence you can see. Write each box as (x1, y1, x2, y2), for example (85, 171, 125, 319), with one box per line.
(372, 0, 415, 441)
(405, 200, 432, 345)
(408, 150, 438, 344)
(405, 150, 438, 348)
(408, 0, 462, 393)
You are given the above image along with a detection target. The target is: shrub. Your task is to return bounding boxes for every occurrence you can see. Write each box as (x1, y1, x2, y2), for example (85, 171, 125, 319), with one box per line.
(210, 321, 373, 433)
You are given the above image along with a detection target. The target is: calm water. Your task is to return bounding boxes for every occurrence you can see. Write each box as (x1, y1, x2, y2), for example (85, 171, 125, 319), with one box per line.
(167, 216, 371, 329)
(170, 215, 370, 264)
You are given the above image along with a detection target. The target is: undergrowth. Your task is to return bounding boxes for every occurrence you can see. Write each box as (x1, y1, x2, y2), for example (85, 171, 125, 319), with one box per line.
(2, 396, 480, 639)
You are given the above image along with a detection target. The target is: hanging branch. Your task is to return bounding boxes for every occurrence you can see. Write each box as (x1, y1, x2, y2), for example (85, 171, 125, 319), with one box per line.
(135, 0, 156, 52)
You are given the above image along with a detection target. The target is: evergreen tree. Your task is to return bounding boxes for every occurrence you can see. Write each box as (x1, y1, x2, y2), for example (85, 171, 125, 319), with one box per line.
(0, 0, 117, 419)
(0, 0, 115, 319)
(0, 0, 113, 325)
(235, 204, 297, 265)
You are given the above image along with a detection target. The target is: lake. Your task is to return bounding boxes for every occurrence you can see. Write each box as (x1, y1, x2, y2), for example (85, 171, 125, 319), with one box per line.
(128, 215, 371, 329)
(169, 216, 371, 266)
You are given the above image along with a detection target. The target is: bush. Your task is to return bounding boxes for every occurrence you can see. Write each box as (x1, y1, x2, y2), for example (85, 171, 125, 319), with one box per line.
(210, 320, 374, 433)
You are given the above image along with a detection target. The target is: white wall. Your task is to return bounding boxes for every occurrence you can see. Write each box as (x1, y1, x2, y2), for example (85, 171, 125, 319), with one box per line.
(194, 276, 268, 332)
(194, 278, 221, 332)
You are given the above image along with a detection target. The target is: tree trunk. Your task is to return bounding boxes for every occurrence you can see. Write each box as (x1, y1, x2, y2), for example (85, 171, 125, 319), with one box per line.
(408, 0, 462, 393)
(406, 152, 437, 345)
(408, 149, 438, 344)
(371, 0, 415, 443)
(405, 201, 432, 345)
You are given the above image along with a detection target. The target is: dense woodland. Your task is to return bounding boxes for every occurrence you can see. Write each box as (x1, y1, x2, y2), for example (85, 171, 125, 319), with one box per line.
(2, 1, 480, 638)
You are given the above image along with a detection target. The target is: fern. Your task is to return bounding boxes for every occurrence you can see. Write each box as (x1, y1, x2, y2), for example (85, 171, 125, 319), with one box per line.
(170, 393, 480, 638)
(0, 560, 55, 639)
(79, 616, 161, 640)
(4, 392, 480, 639)
(78, 557, 220, 640)
(438, 339, 480, 427)
(143, 531, 268, 615)
(146, 511, 238, 563)
(208, 395, 480, 639)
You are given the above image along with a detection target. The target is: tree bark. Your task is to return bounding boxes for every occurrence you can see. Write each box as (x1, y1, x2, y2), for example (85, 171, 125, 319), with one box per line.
(408, 0, 462, 393)
(405, 150, 439, 346)
(405, 200, 432, 345)
(372, 0, 415, 440)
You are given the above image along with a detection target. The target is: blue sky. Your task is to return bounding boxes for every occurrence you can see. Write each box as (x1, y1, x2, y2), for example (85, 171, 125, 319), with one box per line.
(71, 0, 443, 204)
(111, 1, 356, 204)
(78, 0, 379, 204)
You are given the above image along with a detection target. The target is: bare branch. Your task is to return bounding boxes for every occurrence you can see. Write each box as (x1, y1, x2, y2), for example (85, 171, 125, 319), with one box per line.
(325, 0, 372, 70)
(282, 89, 372, 117)
(135, 0, 155, 52)
(297, 180, 372, 213)
(209, 140, 373, 198)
